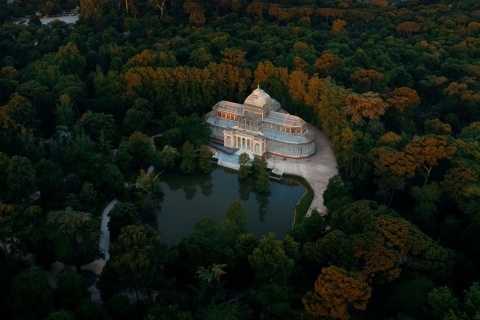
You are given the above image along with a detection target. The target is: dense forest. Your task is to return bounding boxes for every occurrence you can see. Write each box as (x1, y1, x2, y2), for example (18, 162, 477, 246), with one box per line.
(1, 0, 480, 319)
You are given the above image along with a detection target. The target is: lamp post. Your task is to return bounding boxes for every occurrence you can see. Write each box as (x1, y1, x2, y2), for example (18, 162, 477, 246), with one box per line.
(274, 157, 275, 170)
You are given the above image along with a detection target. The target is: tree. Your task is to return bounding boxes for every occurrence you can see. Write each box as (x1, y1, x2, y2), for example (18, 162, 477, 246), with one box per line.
(179, 141, 196, 174)
(9, 267, 53, 320)
(117, 131, 155, 177)
(54, 270, 90, 311)
(248, 233, 299, 284)
(53, 42, 87, 76)
(387, 87, 421, 112)
(350, 69, 384, 93)
(198, 145, 213, 174)
(303, 266, 371, 320)
(332, 19, 347, 36)
(344, 92, 389, 124)
(196, 263, 227, 303)
(109, 225, 163, 304)
(78, 110, 116, 143)
(396, 21, 421, 39)
(238, 152, 251, 179)
(107, 202, 139, 242)
(254, 156, 270, 194)
(156, 145, 179, 170)
(123, 108, 145, 135)
(465, 282, 480, 319)
(35, 159, 64, 207)
(314, 53, 342, 78)
(323, 175, 354, 214)
(47, 208, 101, 273)
(56, 94, 75, 128)
(219, 201, 248, 245)
(405, 135, 457, 186)
(426, 286, 460, 320)
(6, 155, 36, 204)
(45, 310, 75, 320)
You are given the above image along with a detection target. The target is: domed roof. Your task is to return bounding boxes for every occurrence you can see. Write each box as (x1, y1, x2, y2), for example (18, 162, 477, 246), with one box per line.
(243, 87, 272, 109)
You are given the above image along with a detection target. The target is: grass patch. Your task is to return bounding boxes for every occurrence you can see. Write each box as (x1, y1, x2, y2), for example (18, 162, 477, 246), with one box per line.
(283, 174, 314, 226)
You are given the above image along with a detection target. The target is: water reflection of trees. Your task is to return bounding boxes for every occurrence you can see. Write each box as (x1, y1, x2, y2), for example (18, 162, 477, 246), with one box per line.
(199, 174, 213, 197)
(256, 193, 269, 222)
(238, 178, 251, 201)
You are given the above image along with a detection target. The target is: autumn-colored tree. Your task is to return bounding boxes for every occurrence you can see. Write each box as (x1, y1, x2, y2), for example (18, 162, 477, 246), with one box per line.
(405, 135, 457, 186)
(424, 118, 452, 135)
(396, 21, 421, 39)
(350, 69, 384, 93)
(183, 1, 206, 25)
(344, 92, 389, 124)
(332, 19, 347, 36)
(221, 48, 247, 67)
(303, 266, 371, 320)
(386, 87, 421, 111)
(246, 2, 266, 17)
(314, 53, 342, 78)
(370, 146, 416, 204)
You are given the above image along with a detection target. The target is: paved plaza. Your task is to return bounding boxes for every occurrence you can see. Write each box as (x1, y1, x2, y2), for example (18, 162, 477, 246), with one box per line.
(212, 124, 338, 215)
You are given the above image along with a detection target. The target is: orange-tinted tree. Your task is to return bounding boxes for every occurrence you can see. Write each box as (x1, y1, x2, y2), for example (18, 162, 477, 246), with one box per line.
(344, 92, 389, 124)
(405, 135, 457, 186)
(303, 266, 371, 320)
(386, 87, 421, 112)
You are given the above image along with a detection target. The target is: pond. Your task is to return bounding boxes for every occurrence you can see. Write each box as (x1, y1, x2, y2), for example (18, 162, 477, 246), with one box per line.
(156, 166, 306, 245)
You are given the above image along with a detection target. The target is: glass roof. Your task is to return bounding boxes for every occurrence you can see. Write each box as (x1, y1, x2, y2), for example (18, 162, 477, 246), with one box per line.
(264, 111, 306, 128)
(214, 101, 244, 115)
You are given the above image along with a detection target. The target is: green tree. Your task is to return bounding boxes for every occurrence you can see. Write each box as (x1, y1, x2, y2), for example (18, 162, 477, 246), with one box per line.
(35, 159, 64, 208)
(53, 42, 87, 76)
(156, 145, 179, 170)
(426, 286, 460, 320)
(465, 282, 480, 319)
(117, 131, 155, 177)
(109, 225, 164, 304)
(78, 110, 116, 143)
(181, 114, 212, 148)
(54, 270, 90, 311)
(255, 156, 270, 194)
(180, 141, 197, 174)
(248, 233, 299, 284)
(198, 145, 213, 174)
(107, 202, 140, 242)
(238, 152, 251, 180)
(196, 263, 227, 303)
(47, 208, 101, 273)
(9, 267, 53, 320)
(6, 155, 36, 204)
(123, 108, 145, 136)
(45, 310, 75, 320)
(323, 175, 354, 214)
(219, 201, 248, 245)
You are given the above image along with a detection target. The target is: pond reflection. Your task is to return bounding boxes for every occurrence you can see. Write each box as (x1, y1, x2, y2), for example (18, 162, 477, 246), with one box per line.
(156, 167, 305, 245)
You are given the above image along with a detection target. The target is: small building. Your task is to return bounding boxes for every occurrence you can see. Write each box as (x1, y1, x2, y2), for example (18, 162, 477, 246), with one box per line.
(205, 87, 315, 158)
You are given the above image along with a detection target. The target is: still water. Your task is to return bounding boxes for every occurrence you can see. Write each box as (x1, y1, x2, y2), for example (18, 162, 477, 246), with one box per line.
(156, 166, 306, 245)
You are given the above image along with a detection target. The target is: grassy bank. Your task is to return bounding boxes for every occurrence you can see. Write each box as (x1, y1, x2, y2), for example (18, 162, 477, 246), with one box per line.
(283, 174, 314, 226)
